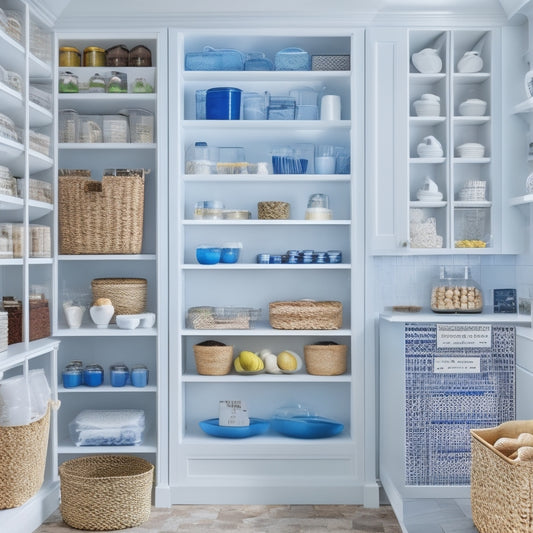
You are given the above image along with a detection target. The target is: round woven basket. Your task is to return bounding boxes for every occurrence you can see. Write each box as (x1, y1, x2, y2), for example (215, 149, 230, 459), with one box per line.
(91, 278, 147, 320)
(0, 405, 51, 510)
(59, 455, 154, 531)
(257, 201, 290, 220)
(304, 344, 347, 375)
(193, 344, 234, 375)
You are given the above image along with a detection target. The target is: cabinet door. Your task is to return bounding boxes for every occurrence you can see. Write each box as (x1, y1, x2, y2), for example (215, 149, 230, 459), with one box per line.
(366, 28, 409, 252)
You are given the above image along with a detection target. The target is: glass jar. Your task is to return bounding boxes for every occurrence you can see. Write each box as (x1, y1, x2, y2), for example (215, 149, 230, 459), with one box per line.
(106, 44, 129, 67)
(130, 364, 149, 387)
(83, 363, 104, 387)
(106, 71, 128, 93)
(129, 45, 152, 66)
(431, 266, 483, 313)
(88, 73, 106, 93)
(58, 71, 79, 93)
(59, 46, 81, 67)
(110, 363, 129, 387)
(83, 46, 106, 67)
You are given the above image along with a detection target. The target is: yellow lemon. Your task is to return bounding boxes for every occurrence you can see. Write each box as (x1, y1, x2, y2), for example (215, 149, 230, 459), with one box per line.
(239, 350, 260, 371)
(277, 351, 297, 371)
(234, 357, 244, 372)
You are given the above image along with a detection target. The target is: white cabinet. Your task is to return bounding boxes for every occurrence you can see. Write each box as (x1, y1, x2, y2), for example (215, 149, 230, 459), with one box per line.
(367, 28, 502, 254)
(53, 31, 169, 505)
(168, 30, 374, 505)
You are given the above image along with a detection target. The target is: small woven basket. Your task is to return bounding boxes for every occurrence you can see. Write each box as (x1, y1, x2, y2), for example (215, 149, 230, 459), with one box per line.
(58, 170, 145, 254)
(304, 344, 347, 375)
(257, 201, 290, 220)
(269, 300, 342, 330)
(470, 420, 533, 533)
(0, 404, 51, 509)
(59, 455, 154, 531)
(91, 278, 147, 319)
(193, 344, 234, 375)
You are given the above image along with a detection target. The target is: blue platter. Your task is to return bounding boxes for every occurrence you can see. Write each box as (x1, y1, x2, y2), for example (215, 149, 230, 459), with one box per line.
(199, 418, 270, 438)
(271, 416, 344, 439)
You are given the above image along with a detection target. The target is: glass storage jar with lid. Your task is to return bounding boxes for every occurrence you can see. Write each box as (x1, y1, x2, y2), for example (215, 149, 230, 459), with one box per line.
(83, 46, 106, 66)
(59, 46, 81, 67)
(431, 266, 483, 313)
(129, 45, 152, 66)
(106, 44, 129, 66)
(88, 73, 106, 93)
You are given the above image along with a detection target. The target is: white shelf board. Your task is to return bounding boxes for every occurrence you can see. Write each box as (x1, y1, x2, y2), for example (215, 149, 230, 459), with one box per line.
(408, 73, 446, 84)
(59, 385, 157, 393)
(0, 137, 24, 162)
(183, 174, 350, 183)
(182, 372, 352, 383)
(0, 338, 61, 372)
(29, 150, 54, 173)
(183, 70, 351, 82)
(58, 92, 156, 114)
(182, 326, 352, 336)
(510, 193, 533, 206)
(29, 53, 52, 78)
(512, 97, 533, 114)
(182, 263, 350, 270)
(452, 72, 491, 84)
(410, 157, 446, 164)
(58, 253, 156, 261)
(59, 142, 156, 150)
(0, 258, 23, 265)
(409, 116, 446, 126)
(182, 219, 351, 226)
(0, 83, 24, 121)
(0, 30, 24, 72)
(380, 310, 530, 324)
(182, 119, 351, 130)
(453, 157, 490, 164)
(54, 325, 157, 336)
(453, 115, 490, 125)
(29, 102, 53, 128)
(0, 194, 23, 211)
(453, 200, 492, 208)
(409, 201, 447, 208)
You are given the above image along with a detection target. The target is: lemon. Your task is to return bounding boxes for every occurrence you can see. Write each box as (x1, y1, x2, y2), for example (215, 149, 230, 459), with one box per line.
(239, 350, 263, 371)
(277, 351, 297, 371)
(234, 357, 244, 372)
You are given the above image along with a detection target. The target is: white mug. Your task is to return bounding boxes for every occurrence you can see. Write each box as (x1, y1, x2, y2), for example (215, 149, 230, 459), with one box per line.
(320, 95, 341, 121)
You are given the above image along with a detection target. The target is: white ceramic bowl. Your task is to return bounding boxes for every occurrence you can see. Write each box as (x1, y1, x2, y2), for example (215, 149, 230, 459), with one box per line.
(89, 305, 114, 328)
(457, 143, 485, 158)
(116, 315, 141, 329)
(459, 99, 487, 116)
(414, 100, 440, 117)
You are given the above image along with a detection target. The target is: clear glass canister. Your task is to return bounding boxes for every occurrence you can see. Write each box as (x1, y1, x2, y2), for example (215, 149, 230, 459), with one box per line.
(431, 266, 483, 313)
(83, 46, 106, 67)
(58, 71, 79, 93)
(59, 46, 81, 67)
(88, 73, 106, 93)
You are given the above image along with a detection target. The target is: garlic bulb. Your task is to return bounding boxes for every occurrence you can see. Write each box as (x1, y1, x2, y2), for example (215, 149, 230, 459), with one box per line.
(260, 350, 282, 374)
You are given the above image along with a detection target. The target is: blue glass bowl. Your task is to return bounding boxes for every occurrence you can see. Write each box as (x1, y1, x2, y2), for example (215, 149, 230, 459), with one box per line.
(199, 418, 270, 438)
(271, 416, 344, 439)
(196, 246, 222, 265)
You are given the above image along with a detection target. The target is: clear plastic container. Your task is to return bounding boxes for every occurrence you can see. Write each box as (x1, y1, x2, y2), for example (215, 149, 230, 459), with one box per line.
(88, 73, 106, 93)
(430, 266, 483, 313)
(103, 115, 129, 143)
(78, 115, 103, 143)
(59, 71, 79, 93)
(106, 71, 127, 93)
(187, 306, 261, 329)
(59, 109, 79, 143)
(122, 108, 154, 143)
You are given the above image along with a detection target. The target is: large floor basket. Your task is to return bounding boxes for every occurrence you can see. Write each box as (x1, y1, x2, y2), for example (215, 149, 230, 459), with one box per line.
(58, 171, 145, 254)
(59, 455, 154, 531)
(0, 405, 51, 509)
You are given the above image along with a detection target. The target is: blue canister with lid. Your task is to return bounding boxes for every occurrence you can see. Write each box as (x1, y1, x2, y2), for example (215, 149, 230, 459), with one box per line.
(206, 87, 242, 120)
(257, 253, 270, 264)
(131, 364, 149, 387)
(62, 366, 82, 388)
(327, 250, 342, 263)
(83, 363, 104, 387)
(110, 363, 129, 387)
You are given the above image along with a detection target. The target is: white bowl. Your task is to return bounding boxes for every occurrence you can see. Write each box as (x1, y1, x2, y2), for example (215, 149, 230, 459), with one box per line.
(89, 305, 114, 328)
(459, 99, 487, 116)
(457, 143, 485, 158)
(116, 315, 141, 329)
(414, 100, 440, 117)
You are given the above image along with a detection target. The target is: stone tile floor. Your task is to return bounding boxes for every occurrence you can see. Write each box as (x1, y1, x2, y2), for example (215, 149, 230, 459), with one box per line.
(34, 504, 403, 533)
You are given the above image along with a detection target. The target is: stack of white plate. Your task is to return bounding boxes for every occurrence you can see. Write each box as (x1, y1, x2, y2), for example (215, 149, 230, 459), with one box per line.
(457, 143, 485, 158)
(417, 190, 443, 201)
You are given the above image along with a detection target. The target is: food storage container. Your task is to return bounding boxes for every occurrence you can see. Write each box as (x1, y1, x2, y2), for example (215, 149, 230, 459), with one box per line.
(129, 45, 152, 66)
(244, 52, 273, 71)
(83, 364, 104, 387)
(430, 266, 483, 313)
(186, 141, 215, 174)
(216, 146, 247, 174)
(103, 115, 129, 143)
(88, 73, 106, 93)
(187, 306, 260, 329)
(123, 108, 154, 143)
(59, 46, 81, 67)
(59, 109, 79, 142)
(257, 201, 290, 219)
(220, 242, 242, 264)
(62, 365, 83, 388)
(458, 98, 487, 116)
(454, 207, 490, 248)
(106, 71, 128, 93)
(193, 200, 224, 219)
(242, 91, 269, 120)
(83, 46, 106, 67)
(185, 46, 244, 71)
(131, 364, 149, 387)
(59, 71, 79, 93)
(78, 115, 103, 143)
(206, 87, 242, 120)
(196, 245, 222, 265)
(110, 363, 129, 387)
(267, 96, 296, 120)
(106, 44, 129, 66)
(131, 77, 153, 93)
(275, 47, 311, 71)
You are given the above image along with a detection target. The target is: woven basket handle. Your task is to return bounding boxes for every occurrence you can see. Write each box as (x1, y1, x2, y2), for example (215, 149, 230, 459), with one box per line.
(84, 181, 103, 193)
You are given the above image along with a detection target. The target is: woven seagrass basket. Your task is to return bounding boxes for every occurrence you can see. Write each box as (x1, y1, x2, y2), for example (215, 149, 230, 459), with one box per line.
(304, 343, 347, 375)
(58, 170, 145, 255)
(269, 300, 342, 330)
(193, 343, 234, 375)
(91, 278, 147, 321)
(471, 420, 533, 533)
(59, 455, 154, 531)
(0, 404, 51, 509)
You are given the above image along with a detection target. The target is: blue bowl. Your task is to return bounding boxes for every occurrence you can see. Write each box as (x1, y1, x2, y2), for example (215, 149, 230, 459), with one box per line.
(271, 416, 344, 439)
(199, 418, 270, 438)
(206, 87, 242, 120)
(196, 246, 221, 265)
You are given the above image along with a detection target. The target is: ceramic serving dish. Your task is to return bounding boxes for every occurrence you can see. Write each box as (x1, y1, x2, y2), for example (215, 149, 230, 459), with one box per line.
(270, 415, 344, 439)
(458, 98, 487, 116)
(412, 48, 442, 74)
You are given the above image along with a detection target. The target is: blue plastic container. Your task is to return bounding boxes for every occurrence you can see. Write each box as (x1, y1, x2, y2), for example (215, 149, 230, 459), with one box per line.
(206, 87, 242, 120)
(62, 368, 82, 388)
(196, 245, 222, 264)
(131, 365, 149, 387)
(83, 364, 104, 387)
(220, 242, 242, 264)
(110, 363, 129, 387)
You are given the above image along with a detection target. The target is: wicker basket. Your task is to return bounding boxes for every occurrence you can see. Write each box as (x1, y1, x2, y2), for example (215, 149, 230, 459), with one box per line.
(58, 171, 145, 254)
(470, 420, 533, 533)
(0, 404, 51, 509)
(269, 300, 342, 330)
(91, 278, 147, 320)
(304, 343, 347, 375)
(59, 455, 154, 531)
(257, 201, 290, 220)
(193, 343, 234, 375)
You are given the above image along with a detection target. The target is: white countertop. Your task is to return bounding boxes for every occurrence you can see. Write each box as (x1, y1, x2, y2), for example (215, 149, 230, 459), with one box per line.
(380, 309, 532, 324)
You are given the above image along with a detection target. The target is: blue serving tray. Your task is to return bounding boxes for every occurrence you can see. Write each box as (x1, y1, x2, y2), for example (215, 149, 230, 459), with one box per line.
(199, 417, 270, 438)
(271, 416, 344, 439)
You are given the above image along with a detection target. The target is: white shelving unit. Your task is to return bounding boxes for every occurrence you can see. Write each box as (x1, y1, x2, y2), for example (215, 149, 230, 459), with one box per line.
(367, 27, 501, 255)
(53, 30, 169, 506)
(168, 29, 375, 505)
(0, 3, 58, 531)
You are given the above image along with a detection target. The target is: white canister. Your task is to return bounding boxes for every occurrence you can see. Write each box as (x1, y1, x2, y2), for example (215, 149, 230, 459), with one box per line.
(320, 95, 341, 121)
